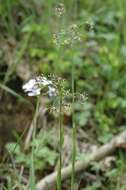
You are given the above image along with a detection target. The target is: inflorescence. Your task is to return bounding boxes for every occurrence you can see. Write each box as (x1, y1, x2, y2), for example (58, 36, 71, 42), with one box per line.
(22, 75, 57, 97)
(22, 75, 88, 113)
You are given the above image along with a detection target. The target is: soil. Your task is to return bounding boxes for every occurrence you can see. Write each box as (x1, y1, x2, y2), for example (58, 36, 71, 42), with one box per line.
(0, 93, 33, 150)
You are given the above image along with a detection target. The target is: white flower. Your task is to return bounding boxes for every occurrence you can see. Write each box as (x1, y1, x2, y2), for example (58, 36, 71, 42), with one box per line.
(22, 78, 41, 96)
(28, 88, 41, 96)
(22, 76, 56, 97)
(48, 86, 57, 97)
(22, 79, 36, 91)
(40, 77, 52, 86)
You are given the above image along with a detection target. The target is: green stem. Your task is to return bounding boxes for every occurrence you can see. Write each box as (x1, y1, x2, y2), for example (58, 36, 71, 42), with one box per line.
(33, 96, 40, 138)
(30, 96, 40, 190)
(71, 1, 78, 188)
(57, 90, 63, 190)
(71, 59, 76, 190)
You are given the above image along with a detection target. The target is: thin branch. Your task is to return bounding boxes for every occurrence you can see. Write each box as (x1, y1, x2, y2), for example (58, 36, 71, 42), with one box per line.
(24, 98, 40, 151)
(36, 130, 126, 190)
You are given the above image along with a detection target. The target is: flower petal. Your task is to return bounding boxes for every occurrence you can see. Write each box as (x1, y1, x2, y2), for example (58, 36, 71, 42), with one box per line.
(22, 79, 36, 91)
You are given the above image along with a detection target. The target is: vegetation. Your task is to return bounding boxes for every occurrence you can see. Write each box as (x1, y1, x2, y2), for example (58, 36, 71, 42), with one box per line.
(0, 0, 126, 189)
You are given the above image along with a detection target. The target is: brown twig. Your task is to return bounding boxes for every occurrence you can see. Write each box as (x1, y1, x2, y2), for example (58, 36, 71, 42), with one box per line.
(36, 130, 126, 190)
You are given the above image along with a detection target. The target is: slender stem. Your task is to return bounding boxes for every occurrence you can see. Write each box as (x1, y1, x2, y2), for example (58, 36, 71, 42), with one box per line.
(57, 90, 63, 190)
(71, 59, 76, 190)
(71, 1, 78, 188)
(24, 95, 40, 151)
(33, 96, 40, 138)
(30, 96, 40, 189)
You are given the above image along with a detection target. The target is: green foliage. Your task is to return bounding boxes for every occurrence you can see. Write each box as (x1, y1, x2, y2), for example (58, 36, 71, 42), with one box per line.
(75, 102, 92, 127)
(81, 182, 101, 190)
(6, 130, 57, 171)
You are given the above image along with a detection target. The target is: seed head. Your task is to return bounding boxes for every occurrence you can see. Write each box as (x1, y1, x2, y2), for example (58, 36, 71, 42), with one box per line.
(55, 3, 65, 17)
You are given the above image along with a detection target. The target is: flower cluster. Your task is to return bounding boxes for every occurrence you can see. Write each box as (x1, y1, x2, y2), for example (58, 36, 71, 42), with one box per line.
(22, 75, 88, 115)
(22, 76, 57, 97)
(55, 3, 65, 17)
(53, 23, 81, 48)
